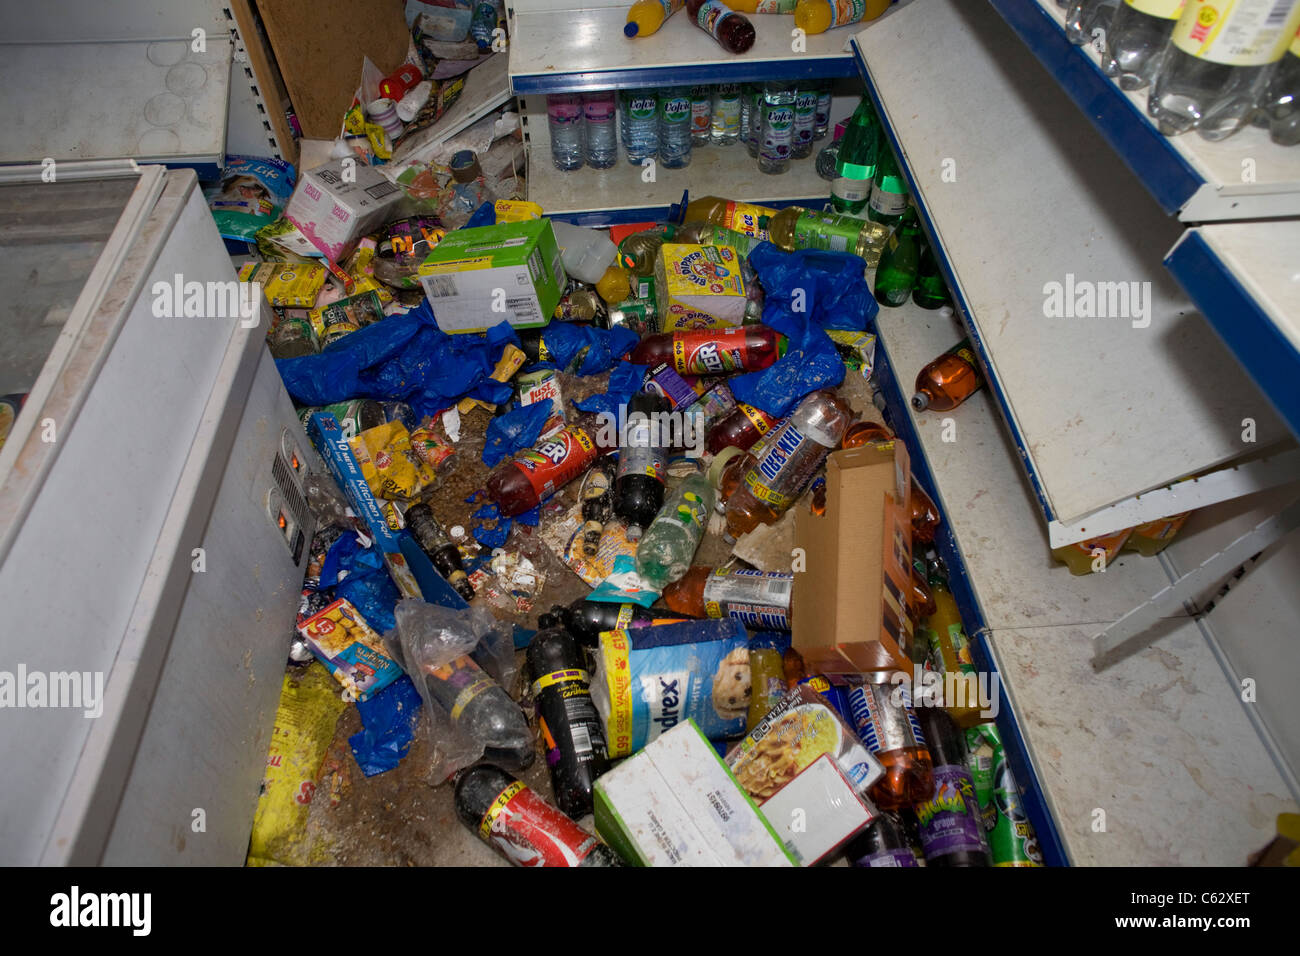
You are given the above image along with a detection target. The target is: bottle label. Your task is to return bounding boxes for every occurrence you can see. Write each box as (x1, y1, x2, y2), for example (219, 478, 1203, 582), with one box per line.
(511, 426, 598, 502)
(616, 418, 666, 482)
(829, 0, 867, 27)
(1125, 0, 1185, 17)
(760, 105, 794, 164)
(690, 95, 712, 135)
(703, 568, 793, 629)
(739, 402, 775, 434)
(916, 764, 989, 861)
(671, 329, 754, 374)
(712, 87, 742, 137)
(661, 94, 691, 123)
(547, 94, 583, 123)
(600, 630, 635, 757)
(450, 676, 495, 720)
(723, 200, 773, 239)
(669, 488, 709, 530)
(847, 681, 927, 755)
(583, 94, 616, 122)
(793, 210, 863, 253)
(851, 847, 919, 867)
(478, 781, 600, 866)
(696, 0, 733, 39)
(870, 182, 910, 217)
(832, 177, 873, 204)
(742, 413, 839, 510)
(625, 93, 657, 120)
(1172, 0, 1300, 65)
(793, 91, 818, 147)
(531, 668, 591, 695)
(754, 0, 797, 10)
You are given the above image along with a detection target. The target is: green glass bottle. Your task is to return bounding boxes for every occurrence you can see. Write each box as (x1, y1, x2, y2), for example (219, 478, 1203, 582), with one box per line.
(867, 144, 910, 227)
(911, 241, 952, 310)
(831, 97, 881, 214)
(873, 211, 921, 308)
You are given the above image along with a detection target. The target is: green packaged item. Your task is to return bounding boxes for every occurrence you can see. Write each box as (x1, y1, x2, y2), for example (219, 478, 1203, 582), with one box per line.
(965, 723, 1043, 867)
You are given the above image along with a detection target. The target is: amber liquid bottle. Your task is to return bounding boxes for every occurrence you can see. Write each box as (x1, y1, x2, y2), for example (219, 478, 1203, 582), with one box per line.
(911, 339, 983, 412)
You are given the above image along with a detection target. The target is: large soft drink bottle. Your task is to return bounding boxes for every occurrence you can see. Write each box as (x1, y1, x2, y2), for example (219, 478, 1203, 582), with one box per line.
(873, 212, 923, 307)
(421, 656, 534, 770)
(792, 85, 818, 158)
(921, 558, 983, 729)
(625, 0, 684, 36)
(1149, 0, 1300, 139)
(583, 91, 618, 168)
(453, 765, 621, 866)
(614, 391, 671, 540)
(559, 598, 690, 646)
(705, 402, 778, 455)
(846, 673, 934, 810)
(793, 0, 888, 33)
(832, 97, 882, 213)
(662, 565, 793, 629)
(914, 706, 991, 867)
(619, 88, 659, 165)
(578, 455, 616, 556)
(635, 472, 716, 590)
(747, 636, 787, 731)
(527, 614, 610, 818)
(629, 326, 786, 374)
(911, 339, 984, 412)
(1101, 0, 1186, 91)
(680, 194, 778, 238)
(723, 390, 853, 540)
(687, 0, 757, 52)
(846, 811, 921, 867)
(757, 82, 796, 174)
(912, 242, 953, 310)
(765, 206, 890, 264)
(689, 84, 714, 145)
(814, 80, 833, 139)
(711, 83, 743, 145)
(487, 413, 612, 517)
(867, 143, 910, 226)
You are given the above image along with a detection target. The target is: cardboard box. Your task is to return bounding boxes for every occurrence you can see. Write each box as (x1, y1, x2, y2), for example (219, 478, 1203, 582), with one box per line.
(760, 755, 877, 866)
(418, 218, 564, 333)
(792, 441, 913, 674)
(285, 160, 404, 263)
(593, 720, 796, 867)
(654, 243, 747, 331)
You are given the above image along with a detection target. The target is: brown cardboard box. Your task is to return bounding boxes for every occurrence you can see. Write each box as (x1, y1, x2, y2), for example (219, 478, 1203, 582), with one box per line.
(792, 441, 913, 674)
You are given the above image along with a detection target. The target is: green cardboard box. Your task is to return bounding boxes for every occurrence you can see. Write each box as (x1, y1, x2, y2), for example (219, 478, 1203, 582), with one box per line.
(417, 218, 564, 333)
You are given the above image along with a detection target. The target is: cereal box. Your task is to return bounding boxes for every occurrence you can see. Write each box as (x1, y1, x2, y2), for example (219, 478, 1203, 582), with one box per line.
(654, 243, 747, 331)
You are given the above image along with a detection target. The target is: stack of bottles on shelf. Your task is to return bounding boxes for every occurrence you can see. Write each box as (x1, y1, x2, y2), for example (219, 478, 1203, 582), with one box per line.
(624, 0, 893, 41)
(1062, 0, 1300, 145)
(545, 82, 834, 173)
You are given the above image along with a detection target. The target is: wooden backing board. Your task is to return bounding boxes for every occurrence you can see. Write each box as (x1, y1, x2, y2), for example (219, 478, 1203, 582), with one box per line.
(229, 0, 300, 166)
(252, 0, 412, 141)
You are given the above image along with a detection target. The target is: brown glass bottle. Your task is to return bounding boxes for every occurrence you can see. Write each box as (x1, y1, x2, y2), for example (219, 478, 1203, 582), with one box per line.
(911, 338, 983, 412)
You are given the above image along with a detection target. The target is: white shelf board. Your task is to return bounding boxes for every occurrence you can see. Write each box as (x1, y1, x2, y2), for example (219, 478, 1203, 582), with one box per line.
(508, 6, 857, 93)
(393, 54, 513, 166)
(875, 300, 1296, 864)
(1193, 220, 1300, 355)
(1027, 0, 1300, 222)
(852, 0, 1287, 526)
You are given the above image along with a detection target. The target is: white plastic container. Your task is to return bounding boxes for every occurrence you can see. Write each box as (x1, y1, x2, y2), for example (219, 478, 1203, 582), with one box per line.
(549, 219, 617, 285)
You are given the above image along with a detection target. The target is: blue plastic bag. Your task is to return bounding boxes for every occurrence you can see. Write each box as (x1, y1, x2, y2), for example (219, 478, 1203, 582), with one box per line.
(573, 361, 648, 421)
(348, 676, 423, 776)
(275, 301, 521, 419)
(320, 532, 403, 634)
(482, 401, 555, 468)
(531, 322, 638, 376)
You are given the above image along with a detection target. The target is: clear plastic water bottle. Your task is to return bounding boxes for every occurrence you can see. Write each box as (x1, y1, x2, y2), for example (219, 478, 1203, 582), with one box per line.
(690, 85, 713, 146)
(619, 87, 659, 166)
(659, 86, 693, 169)
(744, 85, 762, 157)
(1150, 0, 1300, 140)
(1064, 0, 1120, 45)
(814, 80, 833, 140)
(1259, 31, 1300, 146)
(792, 85, 818, 159)
(635, 473, 716, 590)
(546, 93, 585, 171)
(757, 82, 795, 175)
(1101, 0, 1184, 92)
(583, 91, 617, 169)
(712, 83, 742, 145)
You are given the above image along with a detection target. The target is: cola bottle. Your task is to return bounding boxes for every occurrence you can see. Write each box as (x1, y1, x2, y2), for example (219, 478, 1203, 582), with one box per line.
(628, 326, 786, 375)
(405, 503, 475, 601)
(723, 390, 852, 541)
(614, 391, 671, 539)
(705, 402, 779, 455)
(527, 614, 610, 818)
(453, 765, 621, 866)
(558, 598, 690, 647)
(846, 811, 920, 867)
(487, 413, 614, 517)
(913, 706, 990, 867)
(421, 656, 534, 771)
(578, 455, 616, 557)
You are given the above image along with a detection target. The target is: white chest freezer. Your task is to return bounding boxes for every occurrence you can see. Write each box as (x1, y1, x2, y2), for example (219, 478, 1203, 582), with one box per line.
(0, 163, 314, 865)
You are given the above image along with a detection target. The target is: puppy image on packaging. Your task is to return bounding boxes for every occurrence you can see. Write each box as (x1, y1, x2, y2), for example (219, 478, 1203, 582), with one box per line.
(711, 646, 752, 721)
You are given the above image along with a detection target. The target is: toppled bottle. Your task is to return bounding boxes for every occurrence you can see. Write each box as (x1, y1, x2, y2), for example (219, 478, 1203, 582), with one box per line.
(578, 455, 616, 557)
(635, 472, 717, 590)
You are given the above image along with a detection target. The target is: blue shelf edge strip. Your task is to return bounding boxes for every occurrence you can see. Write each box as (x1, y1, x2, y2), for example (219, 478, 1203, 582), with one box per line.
(1166, 231, 1300, 440)
(851, 39, 1059, 529)
(985, 0, 1202, 217)
(872, 333, 1072, 868)
(511, 57, 858, 95)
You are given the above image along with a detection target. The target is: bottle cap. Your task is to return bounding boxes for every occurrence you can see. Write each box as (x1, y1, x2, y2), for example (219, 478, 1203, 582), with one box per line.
(624, 21, 639, 37)
(910, 392, 930, 411)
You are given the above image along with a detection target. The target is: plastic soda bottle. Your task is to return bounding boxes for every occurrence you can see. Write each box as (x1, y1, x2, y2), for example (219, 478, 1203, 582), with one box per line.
(911, 339, 984, 412)
(815, 79, 833, 139)
(792, 86, 818, 158)
(628, 326, 787, 374)
(765, 205, 890, 264)
(405, 503, 475, 601)
(578, 456, 616, 557)
(1064, 0, 1121, 45)
(1258, 28, 1300, 146)
(689, 84, 714, 145)
(832, 96, 882, 213)
(846, 672, 935, 809)
(583, 91, 618, 168)
(680, 194, 778, 238)
(658, 87, 693, 168)
(422, 657, 534, 770)
(559, 598, 690, 646)
(1051, 529, 1133, 574)
(793, 0, 890, 34)
(625, 0, 684, 36)
(619, 88, 659, 165)
(487, 413, 612, 517)
(723, 390, 853, 540)
(965, 723, 1044, 866)
(527, 614, 611, 818)
(910, 481, 942, 544)
(614, 391, 671, 540)
(846, 811, 921, 867)
(687, 0, 757, 52)
(1101, 0, 1187, 91)
(914, 706, 991, 867)
(920, 558, 983, 728)
(746, 636, 787, 731)
(634, 472, 716, 589)
(705, 402, 779, 455)
(912, 241, 953, 310)
(453, 765, 621, 866)
(661, 565, 794, 629)
(867, 143, 911, 226)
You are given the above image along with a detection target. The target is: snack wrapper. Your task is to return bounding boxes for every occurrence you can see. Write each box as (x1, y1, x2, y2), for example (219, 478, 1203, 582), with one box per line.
(348, 420, 439, 501)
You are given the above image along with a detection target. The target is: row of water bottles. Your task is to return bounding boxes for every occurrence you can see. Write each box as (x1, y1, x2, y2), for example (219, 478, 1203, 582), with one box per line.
(1061, 0, 1300, 145)
(545, 81, 833, 173)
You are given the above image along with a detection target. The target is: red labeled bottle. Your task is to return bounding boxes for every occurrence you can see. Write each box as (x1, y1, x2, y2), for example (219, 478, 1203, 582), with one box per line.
(487, 412, 613, 517)
(705, 402, 779, 455)
(629, 326, 786, 376)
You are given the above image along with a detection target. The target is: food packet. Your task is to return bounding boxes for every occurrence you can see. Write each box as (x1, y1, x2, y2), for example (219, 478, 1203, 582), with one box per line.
(205, 155, 296, 242)
(297, 597, 404, 702)
(240, 261, 328, 307)
(309, 290, 385, 348)
(348, 420, 439, 501)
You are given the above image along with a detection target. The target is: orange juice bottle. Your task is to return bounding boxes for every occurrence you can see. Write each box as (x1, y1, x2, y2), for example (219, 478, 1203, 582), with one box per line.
(1051, 529, 1132, 575)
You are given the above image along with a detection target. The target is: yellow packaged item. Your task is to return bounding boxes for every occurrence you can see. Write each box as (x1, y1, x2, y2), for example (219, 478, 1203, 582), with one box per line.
(494, 199, 544, 222)
(239, 261, 329, 308)
(348, 420, 439, 501)
(245, 662, 347, 867)
(654, 243, 747, 331)
(458, 344, 527, 414)
(343, 239, 394, 305)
